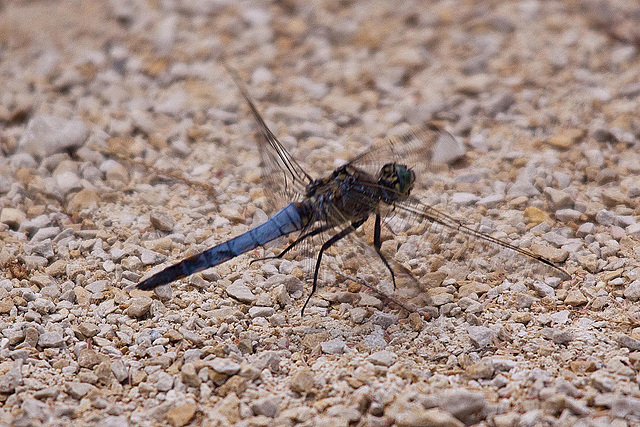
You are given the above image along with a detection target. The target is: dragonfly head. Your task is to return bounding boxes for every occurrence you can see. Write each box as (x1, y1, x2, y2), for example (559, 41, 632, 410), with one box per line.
(378, 163, 415, 196)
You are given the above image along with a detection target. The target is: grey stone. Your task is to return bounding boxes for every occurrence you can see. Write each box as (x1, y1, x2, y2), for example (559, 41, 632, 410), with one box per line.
(226, 281, 257, 303)
(321, 338, 346, 355)
(370, 311, 398, 329)
(65, 382, 97, 399)
(18, 114, 88, 159)
(209, 358, 241, 375)
(126, 296, 153, 318)
(38, 331, 64, 348)
(624, 280, 640, 301)
(368, 350, 397, 367)
(439, 388, 486, 424)
(251, 396, 280, 417)
(248, 306, 275, 318)
(0, 360, 23, 393)
(154, 372, 173, 392)
(467, 326, 493, 348)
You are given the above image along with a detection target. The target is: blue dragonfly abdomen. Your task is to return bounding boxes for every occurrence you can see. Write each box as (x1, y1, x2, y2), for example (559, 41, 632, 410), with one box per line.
(138, 203, 307, 290)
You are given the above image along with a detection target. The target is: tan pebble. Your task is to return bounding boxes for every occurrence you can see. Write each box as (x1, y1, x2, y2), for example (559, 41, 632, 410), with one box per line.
(564, 289, 588, 306)
(524, 206, 550, 225)
(166, 402, 197, 427)
(67, 188, 100, 212)
(289, 368, 314, 394)
(0, 208, 26, 228)
(546, 128, 585, 149)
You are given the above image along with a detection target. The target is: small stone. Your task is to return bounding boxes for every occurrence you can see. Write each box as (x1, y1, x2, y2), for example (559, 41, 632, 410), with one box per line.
(467, 326, 493, 348)
(166, 402, 197, 427)
(595, 209, 616, 226)
(624, 281, 640, 301)
(350, 307, 367, 323)
(0, 208, 26, 228)
(209, 358, 241, 375)
(524, 206, 550, 225)
(530, 243, 569, 263)
(111, 360, 128, 383)
(150, 210, 175, 232)
(250, 396, 280, 417)
(126, 296, 153, 318)
(546, 128, 585, 149)
(531, 281, 555, 298)
(439, 388, 486, 424)
(68, 188, 100, 212)
(321, 338, 346, 355)
(248, 306, 275, 318)
(466, 361, 495, 379)
(368, 350, 397, 367)
(576, 222, 595, 237)
(155, 372, 174, 391)
(78, 349, 102, 368)
(289, 368, 314, 394)
(397, 408, 464, 427)
(544, 188, 572, 209)
(65, 382, 96, 399)
(38, 331, 64, 348)
(181, 363, 200, 388)
(577, 254, 599, 273)
(618, 334, 640, 351)
(18, 114, 88, 159)
(451, 192, 479, 206)
(555, 209, 582, 222)
(55, 171, 82, 195)
(370, 311, 398, 329)
(226, 281, 257, 303)
(408, 312, 423, 331)
(552, 329, 574, 344)
(0, 360, 23, 393)
(564, 289, 587, 306)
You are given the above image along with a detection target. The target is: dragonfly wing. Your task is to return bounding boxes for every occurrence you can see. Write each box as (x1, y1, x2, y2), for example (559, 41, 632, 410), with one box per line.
(346, 124, 463, 177)
(227, 66, 313, 210)
(383, 195, 570, 285)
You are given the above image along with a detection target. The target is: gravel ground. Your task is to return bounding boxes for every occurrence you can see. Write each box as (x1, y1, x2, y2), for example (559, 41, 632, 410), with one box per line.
(2, 0, 640, 426)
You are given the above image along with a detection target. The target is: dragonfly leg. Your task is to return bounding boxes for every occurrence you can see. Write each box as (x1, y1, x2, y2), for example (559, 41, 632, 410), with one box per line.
(374, 213, 397, 290)
(302, 218, 366, 316)
(249, 223, 333, 264)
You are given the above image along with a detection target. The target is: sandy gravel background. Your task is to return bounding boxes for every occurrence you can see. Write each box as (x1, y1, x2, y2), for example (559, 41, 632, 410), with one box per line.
(2, 0, 640, 426)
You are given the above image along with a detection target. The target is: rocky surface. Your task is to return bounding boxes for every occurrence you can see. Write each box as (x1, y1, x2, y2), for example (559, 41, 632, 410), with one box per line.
(1, 0, 640, 425)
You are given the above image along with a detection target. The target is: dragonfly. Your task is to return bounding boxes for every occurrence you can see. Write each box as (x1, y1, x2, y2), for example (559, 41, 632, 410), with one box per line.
(138, 67, 570, 314)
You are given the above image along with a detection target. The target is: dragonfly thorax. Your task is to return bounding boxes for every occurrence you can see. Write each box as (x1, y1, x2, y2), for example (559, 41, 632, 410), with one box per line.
(377, 163, 415, 196)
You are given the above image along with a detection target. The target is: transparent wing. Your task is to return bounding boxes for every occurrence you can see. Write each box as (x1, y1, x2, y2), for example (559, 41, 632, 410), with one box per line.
(226, 66, 313, 210)
(346, 124, 463, 177)
(385, 194, 570, 283)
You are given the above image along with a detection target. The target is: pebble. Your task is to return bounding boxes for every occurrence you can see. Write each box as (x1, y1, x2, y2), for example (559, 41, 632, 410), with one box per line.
(150, 210, 175, 232)
(321, 338, 346, 355)
(467, 326, 494, 348)
(0, 360, 23, 393)
(126, 296, 153, 318)
(368, 350, 397, 367)
(38, 331, 64, 348)
(438, 388, 486, 424)
(251, 397, 280, 418)
(226, 281, 257, 303)
(289, 368, 314, 394)
(209, 358, 241, 375)
(18, 114, 88, 159)
(0, 208, 26, 228)
(370, 311, 398, 329)
(396, 408, 464, 427)
(451, 192, 479, 205)
(65, 382, 97, 399)
(564, 289, 588, 306)
(166, 402, 197, 427)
